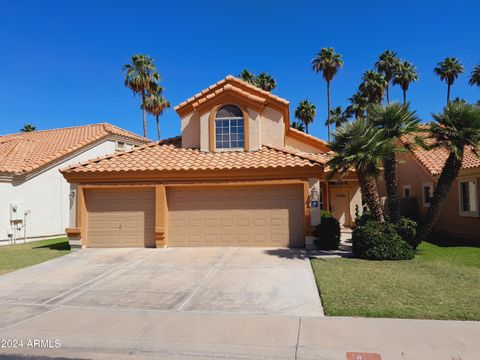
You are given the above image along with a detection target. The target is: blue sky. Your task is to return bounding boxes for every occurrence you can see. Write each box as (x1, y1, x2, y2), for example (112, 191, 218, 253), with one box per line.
(1, 0, 479, 140)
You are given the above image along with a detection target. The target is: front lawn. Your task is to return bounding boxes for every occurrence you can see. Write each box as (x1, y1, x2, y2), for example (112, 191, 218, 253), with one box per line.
(0, 238, 70, 275)
(311, 241, 480, 320)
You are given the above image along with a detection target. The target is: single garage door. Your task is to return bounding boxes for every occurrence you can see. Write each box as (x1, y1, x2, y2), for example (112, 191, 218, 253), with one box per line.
(168, 184, 305, 247)
(85, 189, 155, 248)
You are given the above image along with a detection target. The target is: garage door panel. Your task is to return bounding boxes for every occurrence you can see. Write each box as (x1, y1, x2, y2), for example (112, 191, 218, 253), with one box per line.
(168, 185, 304, 247)
(86, 189, 155, 248)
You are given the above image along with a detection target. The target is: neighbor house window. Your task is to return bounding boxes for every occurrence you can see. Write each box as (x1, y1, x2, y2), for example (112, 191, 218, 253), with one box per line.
(459, 179, 479, 217)
(403, 185, 412, 198)
(422, 183, 433, 207)
(215, 105, 244, 149)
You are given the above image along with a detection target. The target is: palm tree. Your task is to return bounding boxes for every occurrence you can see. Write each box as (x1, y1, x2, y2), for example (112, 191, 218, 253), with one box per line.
(326, 106, 349, 128)
(294, 100, 316, 134)
(327, 118, 392, 221)
(469, 64, 480, 87)
(123, 54, 160, 137)
(142, 87, 170, 140)
(346, 93, 369, 119)
(290, 121, 306, 132)
(434, 57, 464, 104)
(392, 61, 418, 104)
(416, 102, 480, 244)
(254, 72, 276, 92)
(369, 103, 422, 222)
(375, 50, 400, 104)
(239, 69, 255, 85)
(312, 48, 343, 142)
(359, 70, 388, 105)
(238, 70, 277, 92)
(20, 124, 36, 132)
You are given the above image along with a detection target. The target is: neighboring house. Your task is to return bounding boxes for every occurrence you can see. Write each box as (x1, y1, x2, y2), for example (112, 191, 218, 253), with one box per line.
(0, 123, 149, 244)
(378, 137, 480, 241)
(61, 76, 362, 248)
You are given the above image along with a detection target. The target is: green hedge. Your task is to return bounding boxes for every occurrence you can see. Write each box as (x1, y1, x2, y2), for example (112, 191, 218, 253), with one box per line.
(352, 220, 415, 260)
(314, 211, 341, 250)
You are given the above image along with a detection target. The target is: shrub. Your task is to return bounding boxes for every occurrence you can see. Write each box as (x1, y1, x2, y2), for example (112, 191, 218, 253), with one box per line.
(395, 217, 417, 249)
(314, 211, 341, 250)
(352, 220, 414, 260)
(354, 211, 377, 227)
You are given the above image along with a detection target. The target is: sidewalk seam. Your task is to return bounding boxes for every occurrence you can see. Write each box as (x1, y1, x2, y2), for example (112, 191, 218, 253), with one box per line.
(295, 317, 302, 360)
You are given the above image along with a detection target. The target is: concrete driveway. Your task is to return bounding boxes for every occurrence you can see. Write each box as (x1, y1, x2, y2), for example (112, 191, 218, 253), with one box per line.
(0, 247, 323, 317)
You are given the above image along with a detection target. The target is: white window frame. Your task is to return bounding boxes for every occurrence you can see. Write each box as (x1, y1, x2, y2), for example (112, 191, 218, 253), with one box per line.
(403, 185, 412, 198)
(422, 182, 433, 207)
(215, 115, 245, 150)
(458, 178, 479, 217)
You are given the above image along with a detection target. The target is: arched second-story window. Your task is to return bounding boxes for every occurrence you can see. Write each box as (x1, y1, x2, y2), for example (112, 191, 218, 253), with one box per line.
(215, 105, 245, 149)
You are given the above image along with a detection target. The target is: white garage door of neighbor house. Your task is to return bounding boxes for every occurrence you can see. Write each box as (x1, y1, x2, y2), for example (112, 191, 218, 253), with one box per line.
(167, 184, 305, 247)
(85, 189, 155, 248)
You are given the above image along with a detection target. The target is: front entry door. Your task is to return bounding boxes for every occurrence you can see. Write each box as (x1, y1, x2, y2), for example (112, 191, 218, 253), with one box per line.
(331, 189, 350, 227)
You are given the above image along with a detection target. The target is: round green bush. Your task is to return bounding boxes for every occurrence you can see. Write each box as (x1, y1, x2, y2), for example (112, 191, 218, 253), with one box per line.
(352, 220, 415, 260)
(314, 212, 341, 250)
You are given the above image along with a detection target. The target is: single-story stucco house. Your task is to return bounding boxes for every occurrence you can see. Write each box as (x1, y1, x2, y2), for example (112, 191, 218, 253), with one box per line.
(61, 76, 362, 249)
(378, 130, 480, 242)
(0, 123, 148, 244)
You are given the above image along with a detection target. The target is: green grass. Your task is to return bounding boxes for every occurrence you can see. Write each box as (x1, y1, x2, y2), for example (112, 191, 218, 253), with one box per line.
(311, 242, 480, 320)
(0, 238, 70, 275)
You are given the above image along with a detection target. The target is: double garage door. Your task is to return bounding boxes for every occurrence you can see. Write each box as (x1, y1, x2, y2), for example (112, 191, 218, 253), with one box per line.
(85, 185, 305, 248)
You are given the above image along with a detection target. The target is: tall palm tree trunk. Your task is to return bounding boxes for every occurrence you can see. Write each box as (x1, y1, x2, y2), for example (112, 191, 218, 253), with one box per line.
(386, 84, 390, 104)
(416, 152, 463, 245)
(142, 91, 147, 137)
(327, 80, 331, 142)
(305, 123, 309, 134)
(383, 154, 400, 223)
(357, 170, 384, 222)
(156, 115, 161, 140)
(402, 88, 407, 105)
(447, 83, 451, 104)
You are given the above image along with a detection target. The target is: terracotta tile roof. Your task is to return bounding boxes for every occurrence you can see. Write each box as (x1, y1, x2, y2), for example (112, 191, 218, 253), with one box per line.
(0, 123, 149, 175)
(402, 124, 480, 176)
(174, 75, 289, 115)
(61, 137, 324, 174)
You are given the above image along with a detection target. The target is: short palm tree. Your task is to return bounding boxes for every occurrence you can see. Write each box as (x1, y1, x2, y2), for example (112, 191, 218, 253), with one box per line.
(254, 72, 276, 92)
(123, 54, 160, 137)
(392, 61, 418, 104)
(20, 124, 36, 132)
(416, 102, 480, 244)
(359, 70, 388, 105)
(346, 93, 369, 119)
(142, 86, 170, 140)
(434, 57, 464, 104)
(369, 103, 422, 222)
(327, 118, 392, 221)
(375, 50, 400, 104)
(469, 64, 480, 87)
(294, 100, 316, 134)
(290, 121, 306, 132)
(326, 106, 349, 128)
(312, 48, 343, 142)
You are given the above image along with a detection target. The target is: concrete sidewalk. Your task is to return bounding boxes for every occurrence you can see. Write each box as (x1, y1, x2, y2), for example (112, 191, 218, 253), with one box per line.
(0, 305, 478, 360)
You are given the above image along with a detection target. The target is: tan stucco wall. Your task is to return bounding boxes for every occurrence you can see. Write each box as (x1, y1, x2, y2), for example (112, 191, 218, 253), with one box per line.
(181, 112, 200, 149)
(199, 111, 210, 152)
(285, 136, 323, 153)
(260, 106, 284, 147)
(248, 108, 261, 151)
(181, 104, 285, 152)
(380, 152, 480, 241)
